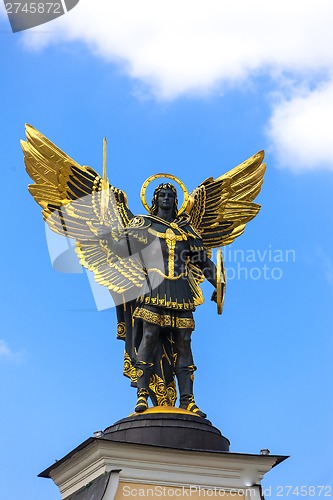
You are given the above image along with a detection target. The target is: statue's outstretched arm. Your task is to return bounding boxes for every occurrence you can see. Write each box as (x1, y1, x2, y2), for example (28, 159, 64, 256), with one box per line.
(96, 220, 147, 260)
(201, 257, 216, 288)
(97, 226, 135, 259)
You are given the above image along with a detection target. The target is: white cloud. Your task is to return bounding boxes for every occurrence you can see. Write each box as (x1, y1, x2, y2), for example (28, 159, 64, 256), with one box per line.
(18, 0, 333, 169)
(267, 79, 333, 171)
(0, 339, 20, 361)
(22, 0, 333, 97)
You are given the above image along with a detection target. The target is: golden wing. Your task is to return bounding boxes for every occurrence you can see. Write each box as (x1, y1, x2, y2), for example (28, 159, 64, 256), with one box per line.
(23, 124, 146, 294)
(186, 150, 266, 248)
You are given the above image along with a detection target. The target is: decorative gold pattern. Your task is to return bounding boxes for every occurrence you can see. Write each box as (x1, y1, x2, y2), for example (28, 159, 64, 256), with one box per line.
(140, 173, 189, 215)
(166, 381, 177, 406)
(128, 216, 146, 228)
(128, 232, 148, 244)
(117, 322, 126, 339)
(143, 296, 194, 310)
(148, 224, 189, 240)
(123, 351, 137, 384)
(149, 374, 177, 406)
(187, 262, 204, 306)
(133, 307, 195, 329)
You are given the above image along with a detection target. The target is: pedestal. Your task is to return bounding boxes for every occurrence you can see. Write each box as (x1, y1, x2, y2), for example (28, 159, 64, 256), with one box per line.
(39, 409, 288, 499)
(104, 407, 230, 451)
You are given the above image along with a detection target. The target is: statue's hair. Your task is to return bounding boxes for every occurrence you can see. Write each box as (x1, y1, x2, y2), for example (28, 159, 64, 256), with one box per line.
(150, 183, 178, 217)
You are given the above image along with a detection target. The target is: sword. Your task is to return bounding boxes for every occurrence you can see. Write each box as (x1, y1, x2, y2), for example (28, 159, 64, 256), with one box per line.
(101, 137, 109, 221)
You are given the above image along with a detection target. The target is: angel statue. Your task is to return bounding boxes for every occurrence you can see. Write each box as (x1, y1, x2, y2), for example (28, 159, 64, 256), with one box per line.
(23, 124, 266, 418)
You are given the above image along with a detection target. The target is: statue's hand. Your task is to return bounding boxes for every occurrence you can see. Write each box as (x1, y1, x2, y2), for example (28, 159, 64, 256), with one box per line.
(211, 289, 217, 303)
(96, 223, 112, 239)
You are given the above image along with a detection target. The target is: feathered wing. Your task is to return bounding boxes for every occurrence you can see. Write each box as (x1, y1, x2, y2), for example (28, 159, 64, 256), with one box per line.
(23, 124, 146, 293)
(187, 150, 266, 248)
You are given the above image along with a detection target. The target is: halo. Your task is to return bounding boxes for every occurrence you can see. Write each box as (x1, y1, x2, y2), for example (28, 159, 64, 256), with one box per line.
(140, 173, 189, 215)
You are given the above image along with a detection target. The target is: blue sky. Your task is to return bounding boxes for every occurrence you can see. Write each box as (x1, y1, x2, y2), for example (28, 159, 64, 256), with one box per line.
(1, 2, 333, 499)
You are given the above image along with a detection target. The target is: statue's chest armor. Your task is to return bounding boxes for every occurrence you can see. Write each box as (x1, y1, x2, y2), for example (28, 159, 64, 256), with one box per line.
(147, 222, 191, 278)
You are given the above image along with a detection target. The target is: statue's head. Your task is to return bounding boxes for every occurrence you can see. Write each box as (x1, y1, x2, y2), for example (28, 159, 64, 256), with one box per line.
(150, 183, 178, 218)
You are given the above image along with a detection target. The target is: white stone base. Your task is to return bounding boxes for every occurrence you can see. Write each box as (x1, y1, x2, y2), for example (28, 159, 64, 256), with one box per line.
(40, 437, 287, 500)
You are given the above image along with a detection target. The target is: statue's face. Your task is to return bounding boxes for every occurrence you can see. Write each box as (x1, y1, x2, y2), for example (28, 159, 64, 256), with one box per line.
(157, 187, 176, 211)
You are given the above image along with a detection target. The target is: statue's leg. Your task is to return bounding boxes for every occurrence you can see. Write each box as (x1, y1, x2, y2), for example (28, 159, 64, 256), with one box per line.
(134, 361, 153, 413)
(174, 328, 207, 418)
(134, 321, 160, 413)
